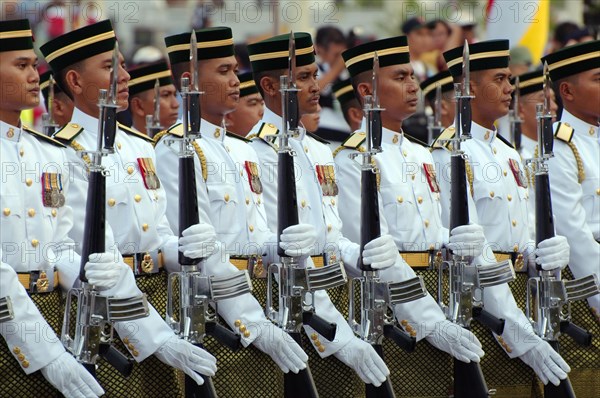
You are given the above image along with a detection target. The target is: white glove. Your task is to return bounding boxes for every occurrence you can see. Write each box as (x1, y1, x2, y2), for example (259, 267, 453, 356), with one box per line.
(84, 252, 121, 289)
(362, 234, 398, 270)
(252, 321, 308, 373)
(279, 224, 317, 257)
(154, 335, 217, 385)
(424, 320, 485, 363)
(448, 224, 485, 258)
(40, 352, 105, 398)
(179, 223, 217, 259)
(518, 340, 570, 386)
(333, 338, 390, 386)
(534, 235, 570, 271)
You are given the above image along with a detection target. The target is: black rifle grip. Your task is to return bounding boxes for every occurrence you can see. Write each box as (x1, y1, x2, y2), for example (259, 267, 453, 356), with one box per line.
(359, 168, 381, 272)
(473, 307, 505, 335)
(189, 93, 201, 135)
(99, 343, 134, 377)
(206, 322, 242, 351)
(384, 324, 416, 353)
(371, 111, 383, 150)
(544, 340, 576, 398)
(284, 332, 319, 398)
(302, 312, 337, 341)
(513, 121, 522, 151)
(80, 172, 106, 282)
(449, 155, 469, 231)
(535, 173, 555, 271)
(453, 357, 489, 398)
(103, 107, 117, 150)
(560, 321, 593, 346)
(179, 156, 202, 266)
(277, 152, 299, 258)
(288, 92, 299, 131)
(365, 344, 396, 398)
(460, 97, 472, 137)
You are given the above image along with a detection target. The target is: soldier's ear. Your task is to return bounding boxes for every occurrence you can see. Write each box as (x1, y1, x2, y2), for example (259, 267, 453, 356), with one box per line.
(356, 81, 371, 99)
(558, 80, 574, 103)
(260, 75, 278, 98)
(64, 69, 83, 97)
(129, 97, 145, 117)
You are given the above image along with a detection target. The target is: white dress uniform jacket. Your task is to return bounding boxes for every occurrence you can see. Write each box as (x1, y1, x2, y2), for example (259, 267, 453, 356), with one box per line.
(548, 110, 600, 314)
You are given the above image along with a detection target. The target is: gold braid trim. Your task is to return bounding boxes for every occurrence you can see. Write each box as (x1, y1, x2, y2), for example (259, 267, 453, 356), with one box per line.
(332, 145, 365, 158)
(246, 133, 258, 140)
(191, 141, 208, 182)
(568, 141, 585, 183)
(152, 130, 170, 147)
(465, 159, 474, 198)
(70, 140, 91, 166)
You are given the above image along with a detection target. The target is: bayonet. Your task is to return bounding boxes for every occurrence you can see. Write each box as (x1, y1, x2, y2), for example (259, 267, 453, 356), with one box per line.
(191, 31, 199, 92)
(188, 31, 201, 135)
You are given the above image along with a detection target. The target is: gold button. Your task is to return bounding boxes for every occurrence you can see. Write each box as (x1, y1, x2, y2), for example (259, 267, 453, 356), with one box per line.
(26, 178, 33, 186)
(424, 219, 430, 228)
(214, 128, 221, 138)
(392, 135, 399, 144)
(400, 320, 408, 326)
(317, 346, 325, 353)
(503, 170, 508, 177)
(314, 339, 322, 347)
(127, 166, 134, 175)
(327, 224, 332, 232)
(512, 219, 517, 227)
(493, 147, 498, 154)
(240, 171, 243, 177)
(505, 346, 512, 354)
(7, 128, 14, 138)
(19, 148, 24, 157)
(490, 191, 495, 198)
(21, 360, 29, 369)
(243, 330, 251, 338)
(402, 150, 407, 157)
(132, 350, 139, 357)
(123, 338, 129, 345)
(513, 245, 519, 252)
(484, 131, 490, 140)
(134, 194, 142, 203)
(12, 347, 20, 355)
(330, 198, 335, 205)
(117, 142, 122, 150)
(224, 194, 230, 202)
(51, 209, 57, 217)
(304, 146, 309, 153)
(31, 239, 39, 247)
(17, 353, 25, 361)
(239, 325, 247, 333)
(411, 174, 416, 180)
(142, 223, 149, 232)
(301, 200, 306, 208)
(234, 320, 241, 327)
(397, 196, 403, 203)
(417, 196, 423, 204)
(108, 198, 116, 207)
(409, 330, 417, 337)
(28, 209, 35, 217)
(311, 333, 318, 341)
(3, 208, 10, 216)
(507, 194, 512, 201)
(589, 127, 595, 136)
(257, 198, 261, 205)
(245, 197, 250, 205)
(249, 225, 254, 232)
(596, 188, 600, 195)
(127, 343, 135, 350)
(71, 123, 79, 128)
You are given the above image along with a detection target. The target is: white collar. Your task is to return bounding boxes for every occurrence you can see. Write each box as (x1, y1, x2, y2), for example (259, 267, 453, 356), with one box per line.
(560, 109, 599, 140)
(0, 120, 22, 143)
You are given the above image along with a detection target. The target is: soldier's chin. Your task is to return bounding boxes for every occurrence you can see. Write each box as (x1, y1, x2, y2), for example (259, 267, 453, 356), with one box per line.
(117, 99, 129, 112)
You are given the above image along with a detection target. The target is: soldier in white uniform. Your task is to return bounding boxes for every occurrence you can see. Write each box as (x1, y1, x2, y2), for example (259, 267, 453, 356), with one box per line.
(0, 20, 106, 398)
(224, 72, 265, 137)
(127, 61, 180, 136)
(40, 70, 74, 129)
(331, 78, 364, 134)
(40, 20, 218, 396)
(154, 27, 311, 396)
(247, 32, 486, 395)
(542, 40, 600, 319)
(431, 39, 572, 388)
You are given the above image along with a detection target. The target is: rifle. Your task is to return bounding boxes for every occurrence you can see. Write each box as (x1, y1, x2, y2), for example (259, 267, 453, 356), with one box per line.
(0, 295, 14, 322)
(509, 76, 523, 152)
(145, 79, 163, 138)
(42, 74, 59, 137)
(265, 32, 348, 398)
(426, 84, 444, 145)
(348, 52, 427, 398)
(525, 62, 600, 398)
(61, 42, 150, 378)
(438, 41, 516, 398)
(165, 32, 252, 398)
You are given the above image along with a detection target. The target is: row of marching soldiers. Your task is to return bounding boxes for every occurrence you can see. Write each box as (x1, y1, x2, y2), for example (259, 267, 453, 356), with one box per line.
(0, 16, 598, 398)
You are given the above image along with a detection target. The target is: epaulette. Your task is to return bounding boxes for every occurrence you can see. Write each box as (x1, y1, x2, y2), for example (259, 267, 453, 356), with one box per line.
(118, 123, 154, 143)
(257, 122, 278, 142)
(226, 131, 251, 143)
(495, 133, 514, 149)
(554, 122, 574, 143)
(53, 122, 84, 143)
(332, 131, 366, 158)
(404, 133, 429, 148)
(153, 123, 183, 146)
(22, 125, 66, 148)
(431, 126, 455, 149)
(306, 131, 330, 145)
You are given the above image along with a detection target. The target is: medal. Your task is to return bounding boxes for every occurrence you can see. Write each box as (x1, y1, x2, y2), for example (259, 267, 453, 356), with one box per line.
(423, 163, 440, 193)
(244, 161, 263, 194)
(508, 159, 527, 188)
(327, 165, 339, 196)
(137, 158, 161, 190)
(42, 173, 65, 208)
